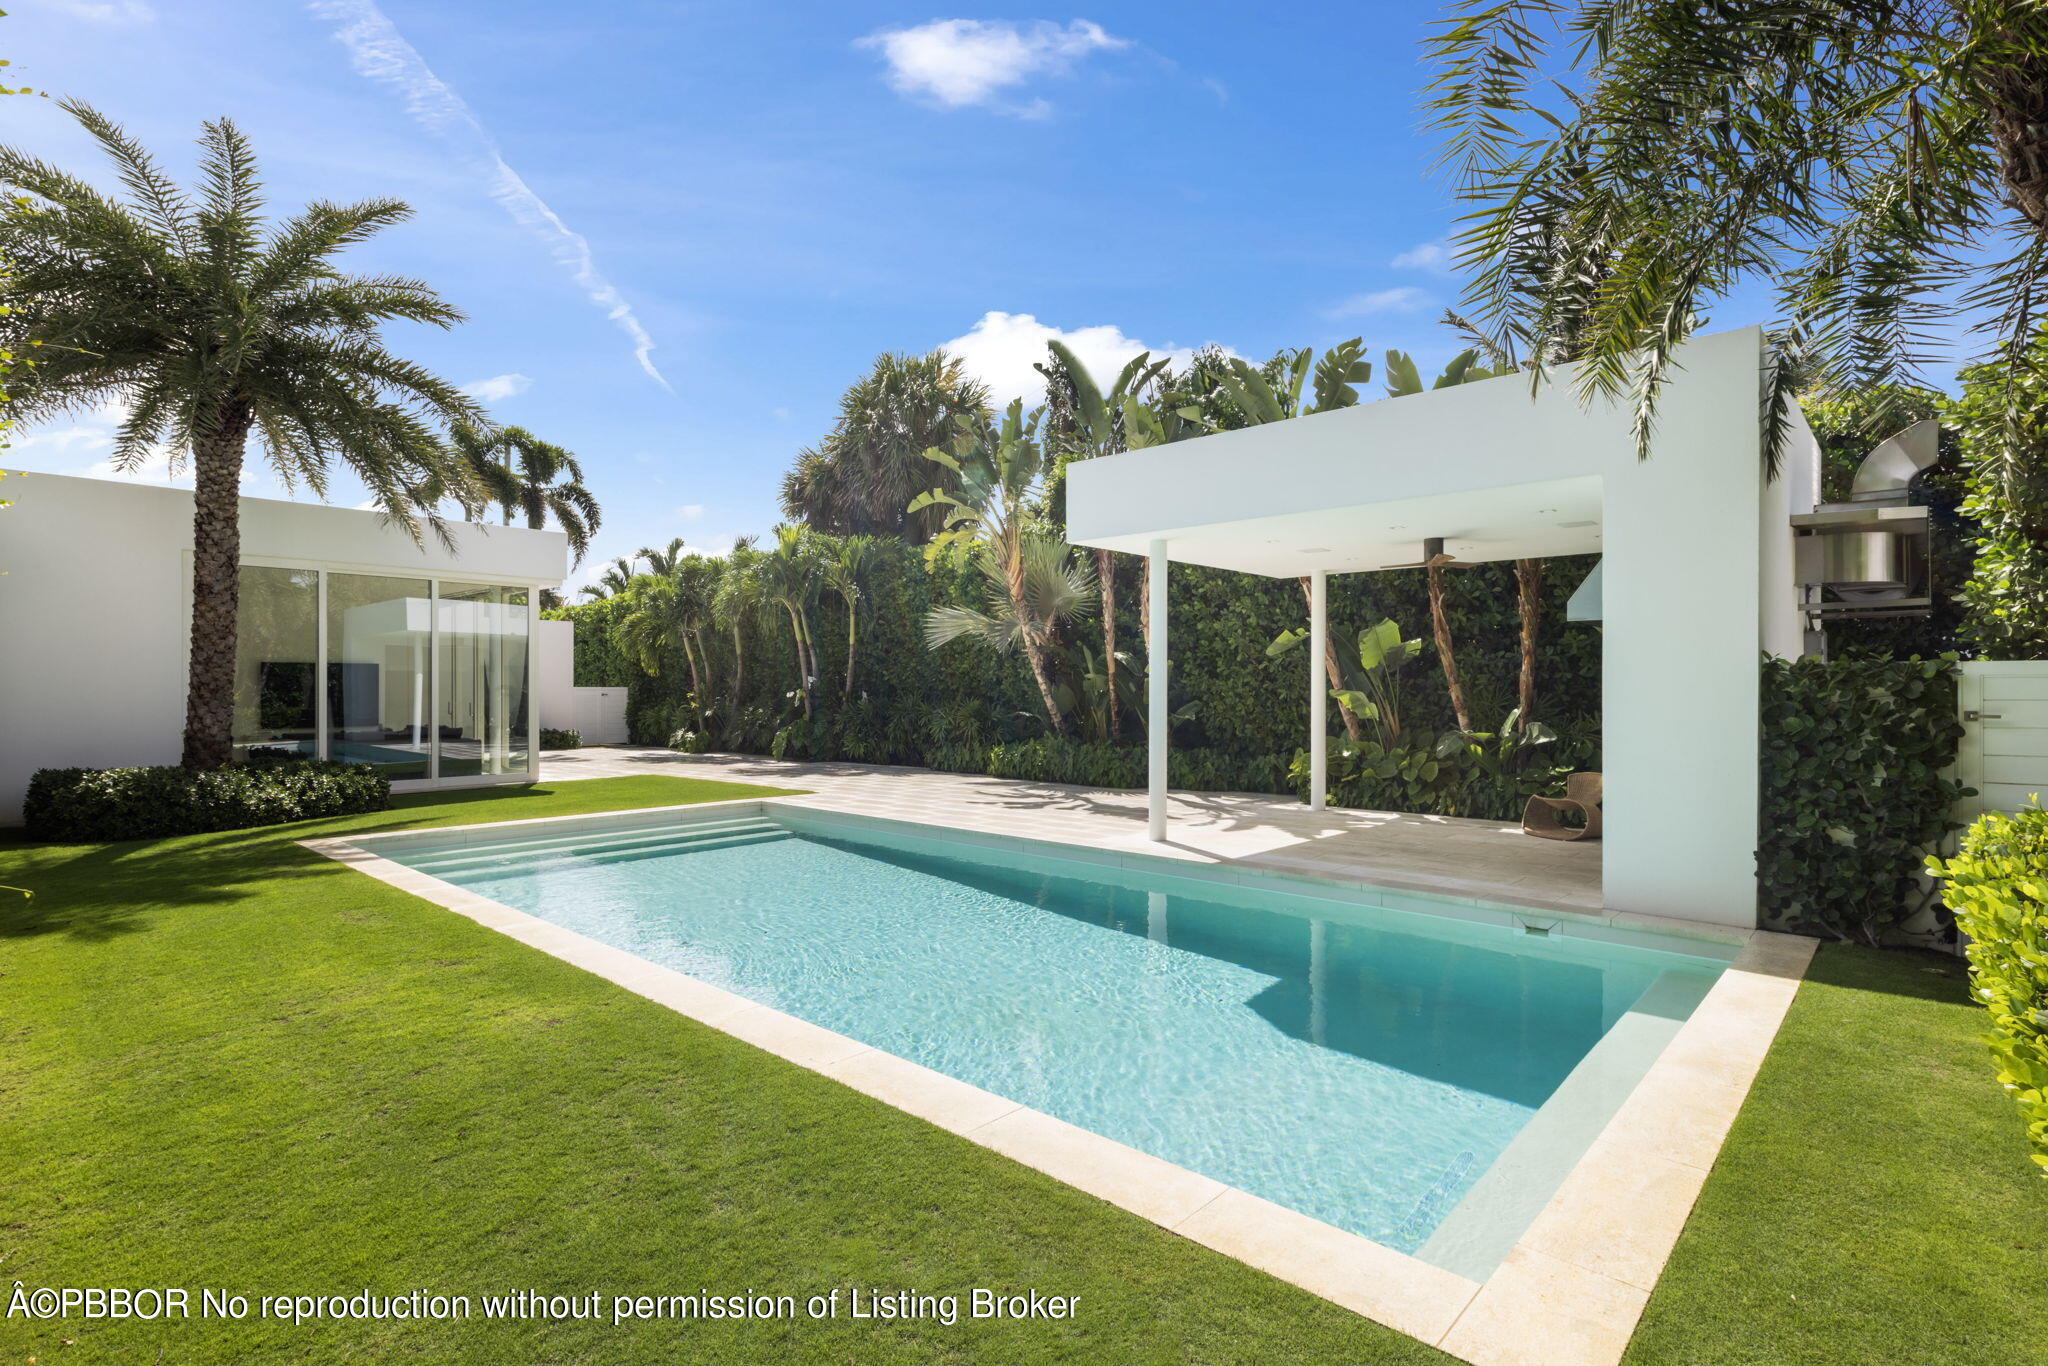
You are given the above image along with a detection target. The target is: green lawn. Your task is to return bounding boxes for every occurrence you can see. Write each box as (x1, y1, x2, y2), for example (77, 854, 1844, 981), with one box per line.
(3, 779, 2041, 1365)
(1626, 941, 2048, 1365)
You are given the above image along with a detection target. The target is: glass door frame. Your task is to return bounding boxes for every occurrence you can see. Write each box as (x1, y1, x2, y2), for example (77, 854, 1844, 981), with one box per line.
(231, 555, 546, 789)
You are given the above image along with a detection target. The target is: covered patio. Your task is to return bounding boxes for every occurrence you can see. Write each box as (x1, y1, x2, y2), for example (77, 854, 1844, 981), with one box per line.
(1067, 326, 1817, 931)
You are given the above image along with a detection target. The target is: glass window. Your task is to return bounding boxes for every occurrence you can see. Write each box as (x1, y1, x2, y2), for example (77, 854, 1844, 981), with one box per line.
(436, 582, 531, 777)
(326, 573, 433, 778)
(231, 565, 319, 763)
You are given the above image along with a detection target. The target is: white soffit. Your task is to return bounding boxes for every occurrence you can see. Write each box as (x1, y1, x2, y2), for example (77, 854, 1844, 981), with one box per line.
(1081, 475, 1602, 578)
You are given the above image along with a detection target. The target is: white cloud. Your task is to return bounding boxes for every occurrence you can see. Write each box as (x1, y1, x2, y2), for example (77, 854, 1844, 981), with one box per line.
(461, 372, 532, 403)
(673, 503, 706, 521)
(44, 0, 154, 21)
(1325, 287, 1429, 318)
(310, 1, 671, 390)
(1391, 241, 1451, 271)
(8, 401, 272, 491)
(939, 310, 1228, 409)
(857, 19, 1126, 116)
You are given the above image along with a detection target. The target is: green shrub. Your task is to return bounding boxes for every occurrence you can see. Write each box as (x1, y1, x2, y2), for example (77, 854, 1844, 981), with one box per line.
(1929, 801, 2048, 1176)
(1758, 654, 1968, 943)
(24, 759, 390, 842)
(538, 727, 582, 749)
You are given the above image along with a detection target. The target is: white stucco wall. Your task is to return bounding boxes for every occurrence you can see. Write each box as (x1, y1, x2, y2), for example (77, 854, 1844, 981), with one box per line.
(536, 618, 577, 731)
(0, 473, 566, 824)
(1069, 326, 1795, 929)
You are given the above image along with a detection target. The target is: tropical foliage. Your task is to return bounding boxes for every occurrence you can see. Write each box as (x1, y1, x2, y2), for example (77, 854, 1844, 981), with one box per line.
(439, 420, 600, 567)
(1950, 328, 2048, 657)
(781, 350, 991, 540)
(0, 102, 481, 768)
(1426, 1, 2048, 471)
(1930, 800, 2048, 1177)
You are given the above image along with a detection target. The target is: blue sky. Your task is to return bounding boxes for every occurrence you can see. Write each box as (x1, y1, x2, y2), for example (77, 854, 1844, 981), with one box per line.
(4, 1, 1751, 590)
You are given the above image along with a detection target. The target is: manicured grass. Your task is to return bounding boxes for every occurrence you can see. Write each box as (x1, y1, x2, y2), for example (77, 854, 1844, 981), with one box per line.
(7, 780, 2040, 1364)
(0, 777, 1452, 1365)
(1626, 941, 2048, 1365)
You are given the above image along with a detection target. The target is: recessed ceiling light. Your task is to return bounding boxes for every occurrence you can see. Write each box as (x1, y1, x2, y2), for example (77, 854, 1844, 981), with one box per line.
(1559, 519, 1597, 528)
(1300, 546, 1331, 554)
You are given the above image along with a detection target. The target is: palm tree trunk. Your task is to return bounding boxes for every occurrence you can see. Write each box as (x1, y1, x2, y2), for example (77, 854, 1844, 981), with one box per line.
(682, 633, 704, 724)
(1427, 564, 1472, 734)
(1006, 541, 1068, 737)
(843, 602, 858, 697)
(1022, 631, 1068, 737)
(1982, 16, 2048, 234)
(1514, 558, 1544, 726)
(182, 402, 255, 769)
(1296, 576, 1363, 742)
(730, 624, 746, 704)
(1097, 548, 1118, 740)
(784, 605, 811, 719)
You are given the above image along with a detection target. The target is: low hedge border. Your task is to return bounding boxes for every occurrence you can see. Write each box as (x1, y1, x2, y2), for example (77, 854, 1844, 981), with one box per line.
(539, 727, 583, 750)
(24, 759, 391, 842)
(1931, 800, 2048, 1177)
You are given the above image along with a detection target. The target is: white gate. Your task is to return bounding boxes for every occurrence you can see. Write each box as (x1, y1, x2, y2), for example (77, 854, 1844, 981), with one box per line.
(571, 687, 630, 746)
(1956, 661, 2048, 819)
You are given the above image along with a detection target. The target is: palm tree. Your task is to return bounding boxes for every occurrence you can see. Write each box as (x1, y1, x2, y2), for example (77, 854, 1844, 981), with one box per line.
(712, 541, 765, 707)
(614, 556, 718, 726)
(913, 400, 1085, 735)
(0, 102, 481, 768)
(1385, 348, 1512, 734)
(822, 534, 883, 697)
(1035, 340, 1172, 742)
(445, 421, 600, 567)
(756, 526, 824, 719)
(579, 557, 639, 600)
(781, 350, 992, 540)
(1425, 1, 2048, 471)
(638, 537, 688, 577)
(926, 535, 1098, 735)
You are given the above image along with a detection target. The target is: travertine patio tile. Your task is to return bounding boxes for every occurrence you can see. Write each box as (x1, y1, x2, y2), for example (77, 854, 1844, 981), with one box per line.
(824, 1050, 1021, 1136)
(716, 1004, 873, 1071)
(1175, 1188, 1478, 1345)
(1440, 1246, 1647, 1366)
(1519, 1138, 1709, 1290)
(968, 1108, 1228, 1229)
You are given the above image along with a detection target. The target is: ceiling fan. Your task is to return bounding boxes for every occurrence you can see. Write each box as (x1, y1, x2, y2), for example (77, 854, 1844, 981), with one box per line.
(1382, 536, 1477, 570)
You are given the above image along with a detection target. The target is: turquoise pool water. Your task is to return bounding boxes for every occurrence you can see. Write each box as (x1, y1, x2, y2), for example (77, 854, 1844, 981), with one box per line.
(387, 813, 1725, 1256)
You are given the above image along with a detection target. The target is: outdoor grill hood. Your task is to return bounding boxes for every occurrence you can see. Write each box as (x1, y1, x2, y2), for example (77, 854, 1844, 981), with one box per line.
(1793, 420, 1939, 618)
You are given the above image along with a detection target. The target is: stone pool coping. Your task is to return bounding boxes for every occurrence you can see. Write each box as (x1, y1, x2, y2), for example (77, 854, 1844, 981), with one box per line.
(304, 796, 1816, 1366)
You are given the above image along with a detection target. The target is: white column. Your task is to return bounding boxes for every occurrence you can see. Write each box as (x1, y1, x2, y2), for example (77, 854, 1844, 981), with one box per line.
(1309, 569, 1328, 810)
(1148, 538, 1169, 841)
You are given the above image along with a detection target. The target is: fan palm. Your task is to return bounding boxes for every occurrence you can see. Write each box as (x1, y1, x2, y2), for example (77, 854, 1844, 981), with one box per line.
(781, 350, 992, 540)
(925, 535, 1099, 736)
(914, 400, 1086, 735)
(445, 421, 599, 568)
(0, 101, 481, 768)
(1426, 2, 2048, 470)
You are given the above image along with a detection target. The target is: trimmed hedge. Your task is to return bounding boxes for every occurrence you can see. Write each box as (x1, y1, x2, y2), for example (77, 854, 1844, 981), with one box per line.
(538, 727, 583, 750)
(24, 759, 390, 842)
(1930, 801, 2048, 1176)
(1758, 654, 1968, 943)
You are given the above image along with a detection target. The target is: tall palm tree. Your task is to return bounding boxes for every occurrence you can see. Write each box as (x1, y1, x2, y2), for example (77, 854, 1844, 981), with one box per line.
(781, 350, 992, 540)
(0, 102, 481, 768)
(913, 400, 1082, 735)
(638, 536, 688, 577)
(822, 534, 883, 697)
(1035, 340, 1171, 742)
(614, 556, 717, 725)
(712, 541, 765, 706)
(1426, 1, 2048, 471)
(445, 421, 600, 567)
(756, 526, 823, 719)
(579, 556, 639, 600)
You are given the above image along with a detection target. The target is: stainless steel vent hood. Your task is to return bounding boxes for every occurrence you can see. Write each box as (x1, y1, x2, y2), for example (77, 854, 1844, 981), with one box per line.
(1793, 420, 1937, 619)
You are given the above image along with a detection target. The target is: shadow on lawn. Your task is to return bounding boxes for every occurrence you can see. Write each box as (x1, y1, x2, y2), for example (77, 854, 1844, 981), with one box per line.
(0, 785, 572, 943)
(1804, 940, 1973, 1006)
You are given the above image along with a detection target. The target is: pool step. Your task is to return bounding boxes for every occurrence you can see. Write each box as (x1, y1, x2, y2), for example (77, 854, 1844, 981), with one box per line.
(402, 818, 788, 874)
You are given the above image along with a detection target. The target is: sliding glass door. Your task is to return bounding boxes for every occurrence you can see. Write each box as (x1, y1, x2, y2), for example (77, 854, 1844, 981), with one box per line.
(325, 572, 433, 779)
(231, 565, 320, 762)
(436, 581, 532, 777)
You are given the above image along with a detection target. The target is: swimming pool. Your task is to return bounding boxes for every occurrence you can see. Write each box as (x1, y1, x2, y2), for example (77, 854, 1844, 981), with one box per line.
(381, 808, 1729, 1274)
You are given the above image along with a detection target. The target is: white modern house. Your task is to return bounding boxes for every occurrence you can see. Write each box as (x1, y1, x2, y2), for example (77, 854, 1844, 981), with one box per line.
(0, 472, 568, 824)
(1069, 326, 1824, 930)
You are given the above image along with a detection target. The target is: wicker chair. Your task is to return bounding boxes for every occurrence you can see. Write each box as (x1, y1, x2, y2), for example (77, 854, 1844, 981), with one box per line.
(1523, 772, 1603, 841)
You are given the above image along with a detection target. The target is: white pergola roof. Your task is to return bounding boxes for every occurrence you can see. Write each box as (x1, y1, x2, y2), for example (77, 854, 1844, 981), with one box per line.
(1064, 325, 1821, 931)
